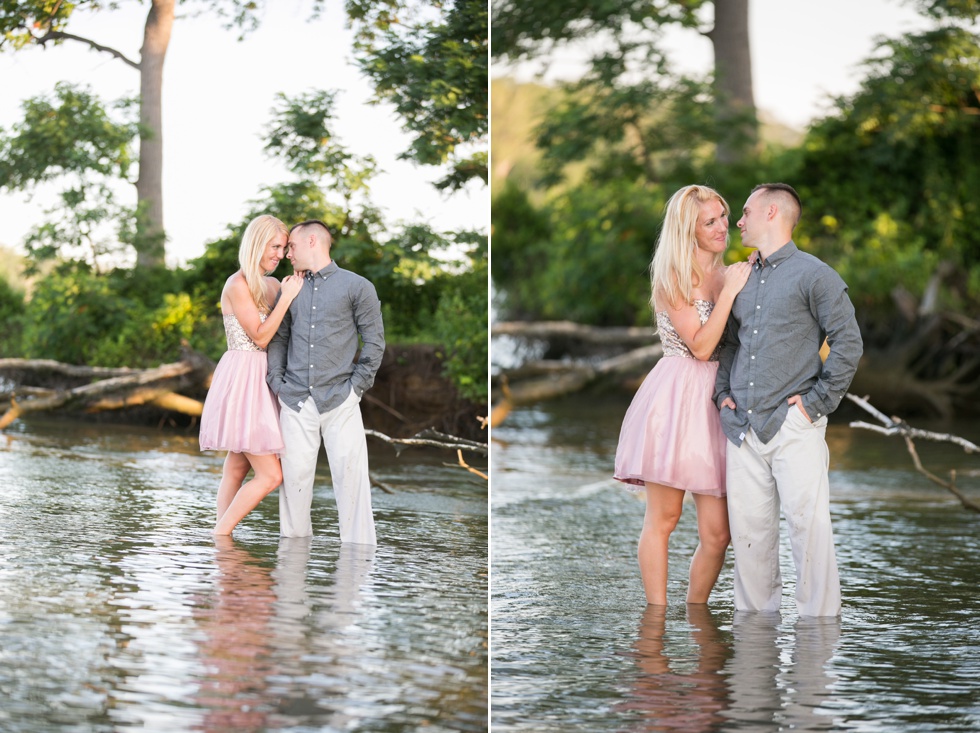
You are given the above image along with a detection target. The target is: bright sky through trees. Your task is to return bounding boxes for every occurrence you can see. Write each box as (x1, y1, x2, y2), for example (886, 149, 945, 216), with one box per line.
(0, 1, 488, 266)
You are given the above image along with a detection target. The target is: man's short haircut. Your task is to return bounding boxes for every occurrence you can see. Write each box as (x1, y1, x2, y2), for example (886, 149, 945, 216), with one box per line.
(289, 219, 333, 239)
(751, 182, 802, 225)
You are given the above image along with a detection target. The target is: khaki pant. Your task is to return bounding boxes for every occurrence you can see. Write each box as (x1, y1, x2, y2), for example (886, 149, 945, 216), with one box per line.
(278, 389, 377, 545)
(726, 407, 840, 616)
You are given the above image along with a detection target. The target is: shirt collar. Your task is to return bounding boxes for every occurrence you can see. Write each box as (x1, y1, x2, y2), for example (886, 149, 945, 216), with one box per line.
(307, 261, 338, 280)
(759, 240, 798, 268)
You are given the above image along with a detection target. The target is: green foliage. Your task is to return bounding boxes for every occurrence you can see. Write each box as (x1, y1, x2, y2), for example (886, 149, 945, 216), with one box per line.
(265, 90, 378, 196)
(0, 83, 138, 272)
(489, 180, 552, 316)
(18, 264, 216, 367)
(0, 0, 76, 48)
(21, 265, 130, 364)
(0, 275, 26, 356)
(534, 72, 722, 189)
(90, 291, 217, 367)
(432, 243, 488, 402)
(0, 82, 137, 189)
(794, 26, 980, 315)
(493, 178, 665, 326)
(491, 0, 709, 61)
(347, 0, 488, 190)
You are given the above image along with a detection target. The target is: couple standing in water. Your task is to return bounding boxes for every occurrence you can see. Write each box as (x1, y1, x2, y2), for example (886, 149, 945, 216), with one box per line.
(198, 215, 385, 545)
(614, 183, 863, 617)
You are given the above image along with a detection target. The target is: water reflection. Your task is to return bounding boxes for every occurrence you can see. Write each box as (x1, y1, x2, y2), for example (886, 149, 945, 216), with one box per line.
(194, 537, 276, 732)
(619, 608, 843, 732)
(0, 419, 487, 732)
(492, 397, 980, 732)
(268, 538, 377, 729)
(620, 605, 732, 732)
(725, 613, 840, 731)
(193, 536, 380, 731)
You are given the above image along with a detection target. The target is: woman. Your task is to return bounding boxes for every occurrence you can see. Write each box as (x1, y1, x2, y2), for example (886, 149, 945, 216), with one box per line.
(200, 214, 304, 535)
(614, 185, 752, 605)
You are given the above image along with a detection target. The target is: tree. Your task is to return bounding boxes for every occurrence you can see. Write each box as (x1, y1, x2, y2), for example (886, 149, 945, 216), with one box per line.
(0, 0, 270, 269)
(0, 83, 138, 273)
(346, 0, 489, 191)
(796, 25, 980, 307)
(491, 0, 757, 165)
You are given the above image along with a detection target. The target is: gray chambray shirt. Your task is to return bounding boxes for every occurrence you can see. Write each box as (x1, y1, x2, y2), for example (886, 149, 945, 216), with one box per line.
(267, 261, 385, 414)
(713, 241, 863, 446)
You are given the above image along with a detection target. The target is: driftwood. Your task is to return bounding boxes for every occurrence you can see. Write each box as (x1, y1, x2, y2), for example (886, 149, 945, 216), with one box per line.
(847, 393, 980, 513)
(1, 354, 489, 482)
(0, 354, 213, 430)
(365, 427, 487, 457)
(492, 320, 653, 346)
(366, 426, 489, 485)
(491, 329, 662, 426)
(493, 288, 980, 424)
(491, 320, 664, 426)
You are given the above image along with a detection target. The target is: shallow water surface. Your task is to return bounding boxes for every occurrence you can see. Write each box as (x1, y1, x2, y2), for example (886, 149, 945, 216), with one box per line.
(491, 395, 980, 732)
(0, 417, 488, 732)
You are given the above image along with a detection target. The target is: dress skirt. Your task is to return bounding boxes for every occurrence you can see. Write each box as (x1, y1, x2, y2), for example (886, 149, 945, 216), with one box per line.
(613, 356, 726, 496)
(199, 350, 285, 455)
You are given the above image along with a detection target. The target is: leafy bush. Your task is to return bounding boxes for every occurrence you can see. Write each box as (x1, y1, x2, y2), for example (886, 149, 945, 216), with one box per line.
(0, 276, 26, 356)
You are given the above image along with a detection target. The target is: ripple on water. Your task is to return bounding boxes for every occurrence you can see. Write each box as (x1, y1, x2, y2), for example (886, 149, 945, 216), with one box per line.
(493, 404, 980, 733)
(0, 420, 487, 732)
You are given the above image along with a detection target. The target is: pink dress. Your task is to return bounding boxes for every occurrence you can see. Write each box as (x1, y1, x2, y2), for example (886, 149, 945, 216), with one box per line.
(199, 313, 285, 456)
(613, 300, 726, 496)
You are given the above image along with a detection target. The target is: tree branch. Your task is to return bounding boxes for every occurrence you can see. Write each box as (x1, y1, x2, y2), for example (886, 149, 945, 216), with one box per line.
(35, 30, 141, 70)
(846, 393, 980, 512)
(365, 427, 488, 457)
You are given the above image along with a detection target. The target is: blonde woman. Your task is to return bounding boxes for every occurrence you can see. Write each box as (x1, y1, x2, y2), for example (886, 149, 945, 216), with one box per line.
(200, 214, 305, 535)
(614, 185, 752, 606)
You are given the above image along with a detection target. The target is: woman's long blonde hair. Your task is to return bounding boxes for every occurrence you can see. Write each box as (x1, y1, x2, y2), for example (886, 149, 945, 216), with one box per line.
(649, 184, 729, 312)
(239, 214, 288, 314)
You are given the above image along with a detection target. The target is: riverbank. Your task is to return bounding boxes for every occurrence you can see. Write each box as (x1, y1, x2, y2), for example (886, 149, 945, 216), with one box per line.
(1, 343, 488, 443)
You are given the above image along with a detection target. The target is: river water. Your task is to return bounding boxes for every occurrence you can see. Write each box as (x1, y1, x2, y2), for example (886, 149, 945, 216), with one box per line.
(0, 417, 487, 732)
(491, 394, 980, 732)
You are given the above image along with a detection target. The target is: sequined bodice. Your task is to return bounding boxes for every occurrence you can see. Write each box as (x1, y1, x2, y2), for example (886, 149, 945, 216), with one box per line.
(655, 300, 719, 361)
(223, 313, 265, 352)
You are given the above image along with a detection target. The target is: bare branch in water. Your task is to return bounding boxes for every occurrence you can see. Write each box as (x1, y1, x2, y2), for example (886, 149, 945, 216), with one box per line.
(847, 393, 980, 512)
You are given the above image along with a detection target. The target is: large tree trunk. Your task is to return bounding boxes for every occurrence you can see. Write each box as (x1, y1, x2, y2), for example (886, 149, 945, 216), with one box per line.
(710, 0, 758, 164)
(135, 0, 174, 269)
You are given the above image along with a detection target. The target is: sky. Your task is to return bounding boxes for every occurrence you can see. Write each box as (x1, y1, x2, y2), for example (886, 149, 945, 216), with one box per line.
(0, 1, 488, 267)
(493, 0, 935, 129)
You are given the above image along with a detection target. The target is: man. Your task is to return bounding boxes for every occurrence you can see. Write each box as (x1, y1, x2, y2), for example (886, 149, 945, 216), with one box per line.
(714, 183, 862, 616)
(267, 220, 385, 544)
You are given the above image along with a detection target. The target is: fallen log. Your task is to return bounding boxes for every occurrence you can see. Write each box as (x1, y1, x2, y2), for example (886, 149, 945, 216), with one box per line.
(86, 387, 204, 416)
(492, 343, 662, 418)
(847, 393, 980, 513)
(0, 348, 215, 430)
(492, 320, 653, 346)
(366, 425, 489, 483)
(0, 359, 142, 379)
(365, 427, 488, 457)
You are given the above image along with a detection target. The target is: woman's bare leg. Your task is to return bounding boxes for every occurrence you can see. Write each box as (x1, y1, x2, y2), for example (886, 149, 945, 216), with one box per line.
(638, 483, 685, 605)
(216, 452, 251, 522)
(214, 453, 283, 535)
(687, 493, 731, 604)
